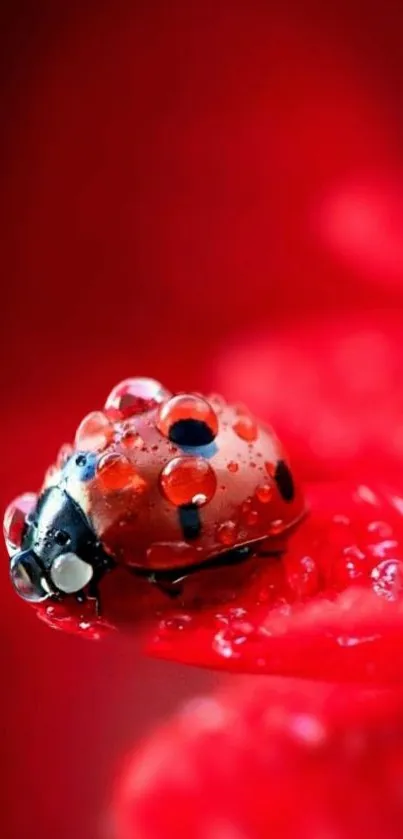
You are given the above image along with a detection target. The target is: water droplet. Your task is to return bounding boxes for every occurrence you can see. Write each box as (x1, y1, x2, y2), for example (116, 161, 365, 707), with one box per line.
(368, 520, 393, 539)
(217, 521, 237, 546)
(105, 377, 169, 419)
(227, 461, 239, 473)
(269, 518, 284, 535)
(96, 452, 146, 493)
(57, 443, 73, 467)
(3, 493, 37, 552)
(255, 484, 273, 503)
(75, 411, 113, 452)
(265, 461, 275, 477)
(233, 415, 258, 442)
(207, 393, 226, 413)
(246, 509, 259, 526)
(157, 394, 218, 445)
(371, 559, 403, 600)
(159, 456, 217, 507)
(119, 427, 144, 449)
(250, 461, 257, 468)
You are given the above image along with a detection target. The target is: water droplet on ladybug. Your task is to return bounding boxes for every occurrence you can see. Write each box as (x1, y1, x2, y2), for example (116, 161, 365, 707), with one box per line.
(3, 493, 37, 553)
(217, 521, 238, 546)
(158, 394, 219, 446)
(97, 452, 146, 493)
(233, 415, 258, 442)
(208, 393, 226, 413)
(269, 518, 284, 535)
(119, 427, 144, 449)
(75, 411, 113, 452)
(227, 461, 239, 473)
(105, 378, 170, 419)
(159, 456, 217, 507)
(255, 484, 273, 504)
(57, 443, 74, 468)
(10, 550, 48, 602)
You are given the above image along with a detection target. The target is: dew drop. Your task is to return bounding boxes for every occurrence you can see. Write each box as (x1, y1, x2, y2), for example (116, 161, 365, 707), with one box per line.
(255, 484, 273, 504)
(227, 461, 239, 473)
(105, 377, 170, 419)
(269, 518, 284, 535)
(96, 452, 146, 493)
(159, 456, 217, 507)
(119, 427, 144, 449)
(157, 394, 218, 446)
(217, 521, 238, 546)
(75, 411, 113, 452)
(207, 393, 226, 413)
(57, 443, 74, 468)
(371, 559, 403, 601)
(233, 415, 258, 442)
(3, 492, 37, 552)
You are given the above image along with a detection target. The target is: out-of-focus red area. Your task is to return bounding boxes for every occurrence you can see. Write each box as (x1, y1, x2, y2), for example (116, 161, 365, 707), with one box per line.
(2, 1, 403, 837)
(115, 678, 403, 839)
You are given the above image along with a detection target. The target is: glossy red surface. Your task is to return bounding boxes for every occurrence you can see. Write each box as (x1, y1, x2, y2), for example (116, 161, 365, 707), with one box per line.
(114, 678, 403, 839)
(3, 2, 403, 838)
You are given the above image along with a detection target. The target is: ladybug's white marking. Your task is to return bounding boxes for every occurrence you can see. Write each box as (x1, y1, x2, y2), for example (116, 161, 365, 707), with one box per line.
(50, 552, 93, 594)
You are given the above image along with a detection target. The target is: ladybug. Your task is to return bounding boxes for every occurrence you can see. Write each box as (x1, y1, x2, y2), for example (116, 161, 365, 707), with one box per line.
(4, 378, 306, 609)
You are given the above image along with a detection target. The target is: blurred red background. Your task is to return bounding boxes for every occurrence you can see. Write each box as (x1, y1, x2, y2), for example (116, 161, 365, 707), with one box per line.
(3, 1, 403, 836)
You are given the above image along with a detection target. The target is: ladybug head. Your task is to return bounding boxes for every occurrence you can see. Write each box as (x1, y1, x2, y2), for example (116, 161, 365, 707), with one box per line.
(9, 486, 111, 602)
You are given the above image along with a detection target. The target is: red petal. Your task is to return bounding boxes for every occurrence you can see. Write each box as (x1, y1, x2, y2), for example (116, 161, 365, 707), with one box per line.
(33, 481, 403, 683)
(114, 679, 403, 839)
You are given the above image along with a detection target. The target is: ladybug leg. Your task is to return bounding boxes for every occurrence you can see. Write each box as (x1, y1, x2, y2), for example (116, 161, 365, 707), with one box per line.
(75, 580, 102, 617)
(148, 573, 186, 599)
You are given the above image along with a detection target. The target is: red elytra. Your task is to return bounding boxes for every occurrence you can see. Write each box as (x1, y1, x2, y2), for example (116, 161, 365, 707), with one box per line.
(113, 679, 403, 839)
(33, 481, 403, 683)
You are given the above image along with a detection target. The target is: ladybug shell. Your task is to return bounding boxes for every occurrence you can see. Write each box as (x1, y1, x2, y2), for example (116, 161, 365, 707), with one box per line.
(52, 392, 306, 572)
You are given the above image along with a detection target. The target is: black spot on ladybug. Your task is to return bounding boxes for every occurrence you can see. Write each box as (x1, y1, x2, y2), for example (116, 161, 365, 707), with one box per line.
(274, 460, 295, 502)
(169, 419, 215, 447)
(179, 504, 202, 539)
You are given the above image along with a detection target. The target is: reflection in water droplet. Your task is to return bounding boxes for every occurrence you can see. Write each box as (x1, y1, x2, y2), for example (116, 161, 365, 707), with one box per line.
(233, 415, 258, 442)
(159, 456, 217, 507)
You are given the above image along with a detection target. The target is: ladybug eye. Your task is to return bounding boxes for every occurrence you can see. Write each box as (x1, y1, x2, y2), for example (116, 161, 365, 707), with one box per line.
(49, 552, 93, 594)
(10, 550, 49, 602)
(157, 395, 219, 446)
